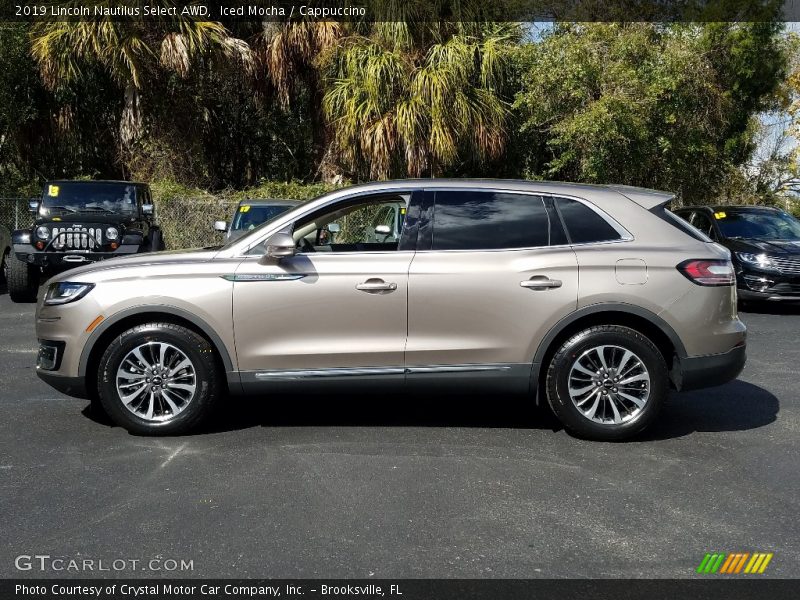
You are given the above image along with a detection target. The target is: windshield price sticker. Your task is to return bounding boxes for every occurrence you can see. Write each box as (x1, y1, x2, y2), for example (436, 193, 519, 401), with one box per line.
(714, 211, 727, 219)
(47, 185, 59, 197)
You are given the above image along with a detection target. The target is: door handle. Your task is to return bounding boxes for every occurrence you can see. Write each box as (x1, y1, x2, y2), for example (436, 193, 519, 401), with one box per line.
(356, 279, 397, 292)
(520, 277, 562, 290)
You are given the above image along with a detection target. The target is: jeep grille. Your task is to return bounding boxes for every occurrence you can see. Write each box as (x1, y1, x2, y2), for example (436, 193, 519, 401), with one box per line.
(51, 227, 103, 250)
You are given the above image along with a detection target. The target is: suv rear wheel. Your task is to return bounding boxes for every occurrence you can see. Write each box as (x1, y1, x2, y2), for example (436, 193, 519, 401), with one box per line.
(96, 322, 222, 435)
(545, 325, 668, 441)
(7, 252, 39, 302)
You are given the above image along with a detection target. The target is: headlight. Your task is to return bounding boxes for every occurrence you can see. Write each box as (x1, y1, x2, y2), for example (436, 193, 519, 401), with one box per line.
(44, 282, 95, 306)
(105, 227, 119, 241)
(35, 226, 50, 240)
(735, 252, 777, 270)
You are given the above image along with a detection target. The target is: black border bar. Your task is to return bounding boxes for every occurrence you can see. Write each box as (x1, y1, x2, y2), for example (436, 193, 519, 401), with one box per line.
(0, 0, 796, 22)
(3, 579, 800, 600)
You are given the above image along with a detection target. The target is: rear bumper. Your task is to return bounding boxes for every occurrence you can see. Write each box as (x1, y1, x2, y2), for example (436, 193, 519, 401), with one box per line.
(673, 344, 746, 391)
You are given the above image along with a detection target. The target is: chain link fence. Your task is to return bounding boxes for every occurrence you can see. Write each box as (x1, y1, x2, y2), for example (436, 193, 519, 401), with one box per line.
(0, 198, 36, 234)
(155, 197, 240, 250)
(0, 196, 399, 251)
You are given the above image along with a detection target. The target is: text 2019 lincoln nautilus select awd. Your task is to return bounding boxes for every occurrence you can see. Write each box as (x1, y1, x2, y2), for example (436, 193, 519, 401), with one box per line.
(34, 180, 746, 440)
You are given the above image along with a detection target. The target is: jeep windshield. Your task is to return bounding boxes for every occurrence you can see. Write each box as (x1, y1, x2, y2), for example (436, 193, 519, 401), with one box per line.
(40, 182, 138, 217)
(716, 209, 800, 241)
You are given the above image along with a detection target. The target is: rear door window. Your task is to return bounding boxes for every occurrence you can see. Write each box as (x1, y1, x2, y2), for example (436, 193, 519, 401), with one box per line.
(431, 191, 549, 250)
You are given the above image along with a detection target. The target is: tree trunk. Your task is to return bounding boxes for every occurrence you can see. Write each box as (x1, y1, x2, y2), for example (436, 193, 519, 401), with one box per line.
(120, 83, 142, 148)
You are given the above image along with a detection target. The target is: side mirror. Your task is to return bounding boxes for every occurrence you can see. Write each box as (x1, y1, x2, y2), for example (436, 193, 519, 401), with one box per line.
(213, 220, 228, 232)
(327, 223, 341, 233)
(142, 203, 154, 216)
(375, 224, 391, 235)
(28, 201, 39, 213)
(265, 232, 296, 259)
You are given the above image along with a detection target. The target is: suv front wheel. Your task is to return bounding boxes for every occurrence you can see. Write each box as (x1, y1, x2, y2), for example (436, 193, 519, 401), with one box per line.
(545, 325, 668, 441)
(97, 322, 222, 435)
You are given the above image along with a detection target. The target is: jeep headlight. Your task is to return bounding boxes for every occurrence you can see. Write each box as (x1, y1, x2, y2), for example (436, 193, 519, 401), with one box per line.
(735, 252, 777, 271)
(35, 226, 50, 240)
(44, 282, 95, 306)
(105, 227, 119, 241)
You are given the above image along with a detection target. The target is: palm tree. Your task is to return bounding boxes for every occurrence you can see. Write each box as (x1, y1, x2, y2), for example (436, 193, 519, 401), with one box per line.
(30, 1, 251, 148)
(322, 18, 519, 179)
(251, 20, 343, 178)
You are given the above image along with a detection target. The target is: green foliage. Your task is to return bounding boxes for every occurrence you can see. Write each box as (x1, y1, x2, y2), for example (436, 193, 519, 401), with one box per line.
(512, 22, 788, 203)
(323, 19, 520, 178)
(0, 9, 793, 208)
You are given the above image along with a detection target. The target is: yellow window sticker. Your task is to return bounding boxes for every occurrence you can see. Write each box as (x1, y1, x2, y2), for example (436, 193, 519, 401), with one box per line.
(48, 185, 60, 197)
(714, 211, 727, 219)
(239, 205, 250, 213)
(52, 217, 61, 221)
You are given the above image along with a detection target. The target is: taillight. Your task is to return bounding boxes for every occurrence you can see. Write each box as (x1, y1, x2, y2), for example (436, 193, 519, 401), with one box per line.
(677, 259, 735, 286)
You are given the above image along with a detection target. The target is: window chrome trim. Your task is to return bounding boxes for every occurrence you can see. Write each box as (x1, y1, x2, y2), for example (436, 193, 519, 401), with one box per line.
(420, 187, 633, 253)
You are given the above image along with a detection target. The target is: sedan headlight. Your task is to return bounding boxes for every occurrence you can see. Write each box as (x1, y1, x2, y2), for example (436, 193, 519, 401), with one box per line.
(735, 252, 777, 271)
(35, 226, 50, 240)
(105, 227, 119, 241)
(44, 282, 95, 306)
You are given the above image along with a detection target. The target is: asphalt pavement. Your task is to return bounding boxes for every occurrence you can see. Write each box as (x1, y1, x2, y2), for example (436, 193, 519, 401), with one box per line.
(0, 286, 798, 578)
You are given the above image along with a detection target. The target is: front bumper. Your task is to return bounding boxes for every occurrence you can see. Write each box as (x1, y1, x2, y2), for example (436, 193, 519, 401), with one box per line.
(673, 344, 746, 391)
(737, 268, 800, 301)
(14, 245, 139, 268)
(36, 371, 89, 399)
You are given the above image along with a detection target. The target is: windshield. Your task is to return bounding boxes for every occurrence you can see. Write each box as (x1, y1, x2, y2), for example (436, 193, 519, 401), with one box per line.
(221, 197, 317, 250)
(40, 182, 138, 216)
(716, 210, 800, 241)
(231, 204, 294, 232)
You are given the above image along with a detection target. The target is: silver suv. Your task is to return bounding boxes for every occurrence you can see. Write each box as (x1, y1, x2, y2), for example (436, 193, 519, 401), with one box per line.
(35, 180, 746, 440)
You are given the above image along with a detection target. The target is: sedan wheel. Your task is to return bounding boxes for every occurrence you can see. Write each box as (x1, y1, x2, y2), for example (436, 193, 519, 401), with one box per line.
(115, 342, 197, 422)
(567, 344, 650, 425)
(546, 325, 667, 441)
(97, 322, 221, 435)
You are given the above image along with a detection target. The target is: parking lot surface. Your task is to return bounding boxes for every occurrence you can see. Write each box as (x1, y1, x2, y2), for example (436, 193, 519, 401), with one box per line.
(0, 287, 798, 578)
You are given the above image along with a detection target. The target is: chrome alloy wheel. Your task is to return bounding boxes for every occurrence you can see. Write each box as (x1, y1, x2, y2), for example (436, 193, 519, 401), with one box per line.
(567, 344, 650, 425)
(115, 342, 197, 422)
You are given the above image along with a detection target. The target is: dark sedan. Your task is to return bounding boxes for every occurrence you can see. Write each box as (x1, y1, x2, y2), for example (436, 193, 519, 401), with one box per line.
(674, 205, 800, 302)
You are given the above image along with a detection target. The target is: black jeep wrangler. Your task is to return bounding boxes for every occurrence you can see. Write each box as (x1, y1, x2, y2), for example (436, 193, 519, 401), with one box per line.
(8, 180, 165, 302)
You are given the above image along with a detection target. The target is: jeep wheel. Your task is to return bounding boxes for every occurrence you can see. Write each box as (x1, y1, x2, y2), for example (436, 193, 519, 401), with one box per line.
(0, 249, 8, 283)
(147, 228, 165, 252)
(545, 325, 668, 441)
(96, 322, 222, 435)
(7, 253, 39, 302)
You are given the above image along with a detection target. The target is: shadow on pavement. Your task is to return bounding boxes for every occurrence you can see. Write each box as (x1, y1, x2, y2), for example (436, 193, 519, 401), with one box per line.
(82, 379, 778, 441)
(640, 379, 778, 441)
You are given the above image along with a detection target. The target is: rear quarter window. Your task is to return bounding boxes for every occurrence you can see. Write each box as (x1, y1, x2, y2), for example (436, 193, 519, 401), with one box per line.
(555, 197, 623, 244)
(654, 207, 713, 242)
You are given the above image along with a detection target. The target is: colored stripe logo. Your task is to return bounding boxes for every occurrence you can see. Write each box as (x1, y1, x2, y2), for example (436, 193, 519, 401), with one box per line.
(696, 552, 773, 574)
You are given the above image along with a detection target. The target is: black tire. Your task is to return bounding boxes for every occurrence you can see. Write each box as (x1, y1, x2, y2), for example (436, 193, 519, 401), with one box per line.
(7, 252, 39, 302)
(147, 228, 165, 252)
(96, 322, 222, 435)
(0, 248, 8, 284)
(545, 325, 668, 441)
